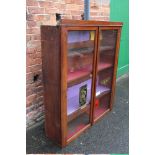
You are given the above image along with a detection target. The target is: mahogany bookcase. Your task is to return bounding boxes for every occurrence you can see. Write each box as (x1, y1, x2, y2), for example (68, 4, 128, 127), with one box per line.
(41, 19, 123, 147)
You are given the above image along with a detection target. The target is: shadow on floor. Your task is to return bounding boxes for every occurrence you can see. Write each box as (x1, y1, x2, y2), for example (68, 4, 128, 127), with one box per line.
(26, 74, 129, 154)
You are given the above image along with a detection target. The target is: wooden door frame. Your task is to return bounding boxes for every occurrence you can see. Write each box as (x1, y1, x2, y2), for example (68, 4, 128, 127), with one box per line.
(91, 26, 122, 124)
(60, 26, 99, 146)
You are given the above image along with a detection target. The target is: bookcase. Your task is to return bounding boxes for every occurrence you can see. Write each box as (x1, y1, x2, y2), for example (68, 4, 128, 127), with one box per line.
(41, 19, 123, 147)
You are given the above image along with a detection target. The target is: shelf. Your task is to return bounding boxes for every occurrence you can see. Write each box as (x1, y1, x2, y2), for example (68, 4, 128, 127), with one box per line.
(67, 112, 89, 139)
(98, 62, 113, 72)
(94, 108, 110, 121)
(99, 45, 115, 52)
(67, 104, 90, 122)
(68, 47, 93, 56)
(68, 40, 94, 50)
(67, 123, 86, 139)
(96, 85, 110, 98)
(67, 94, 90, 116)
(67, 69, 92, 87)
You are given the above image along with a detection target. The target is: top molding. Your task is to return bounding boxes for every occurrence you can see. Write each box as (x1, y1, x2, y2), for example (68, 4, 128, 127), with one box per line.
(59, 19, 123, 27)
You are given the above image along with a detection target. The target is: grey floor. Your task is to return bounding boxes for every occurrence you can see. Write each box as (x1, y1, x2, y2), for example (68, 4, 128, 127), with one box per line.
(26, 74, 129, 154)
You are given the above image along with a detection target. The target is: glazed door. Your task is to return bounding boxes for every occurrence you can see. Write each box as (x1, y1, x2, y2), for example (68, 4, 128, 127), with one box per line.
(93, 28, 119, 121)
(62, 27, 98, 141)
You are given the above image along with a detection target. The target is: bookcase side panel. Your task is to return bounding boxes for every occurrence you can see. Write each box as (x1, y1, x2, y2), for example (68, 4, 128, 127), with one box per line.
(41, 26, 62, 144)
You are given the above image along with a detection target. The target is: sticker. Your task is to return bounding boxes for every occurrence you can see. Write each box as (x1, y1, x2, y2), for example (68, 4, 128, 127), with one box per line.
(90, 31, 95, 40)
(95, 99, 99, 108)
(79, 84, 87, 107)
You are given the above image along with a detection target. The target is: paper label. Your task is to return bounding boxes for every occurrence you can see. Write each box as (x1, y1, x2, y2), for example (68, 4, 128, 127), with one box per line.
(79, 84, 87, 107)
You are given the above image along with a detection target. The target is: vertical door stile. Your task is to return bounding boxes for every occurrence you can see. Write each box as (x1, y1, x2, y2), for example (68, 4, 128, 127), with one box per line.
(90, 27, 99, 125)
(109, 28, 122, 110)
(60, 26, 68, 146)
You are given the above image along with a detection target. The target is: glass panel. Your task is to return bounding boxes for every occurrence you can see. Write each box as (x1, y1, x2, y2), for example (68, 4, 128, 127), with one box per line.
(94, 93, 111, 118)
(67, 30, 95, 139)
(98, 30, 117, 71)
(94, 30, 117, 120)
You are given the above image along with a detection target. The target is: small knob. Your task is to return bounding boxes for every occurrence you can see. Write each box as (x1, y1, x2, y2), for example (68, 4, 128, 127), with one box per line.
(90, 74, 92, 78)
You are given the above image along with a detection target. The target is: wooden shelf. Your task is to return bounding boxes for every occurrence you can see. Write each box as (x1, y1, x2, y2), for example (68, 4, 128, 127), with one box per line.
(67, 69, 92, 87)
(67, 104, 90, 122)
(98, 62, 113, 72)
(94, 108, 110, 122)
(67, 114, 90, 139)
(68, 40, 94, 50)
(99, 45, 115, 52)
(68, 47, 93, 56)
(96, 85, 111, 99)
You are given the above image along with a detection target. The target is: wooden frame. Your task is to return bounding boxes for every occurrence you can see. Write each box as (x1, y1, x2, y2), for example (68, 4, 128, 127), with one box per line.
(61, 26, 98, 146)
(41, 19, 123, 147)
(91, 27, 122, 124)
